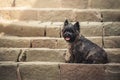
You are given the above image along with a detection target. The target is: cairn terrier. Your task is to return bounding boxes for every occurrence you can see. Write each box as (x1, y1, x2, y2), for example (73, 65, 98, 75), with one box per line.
(62, 20, 108, 64)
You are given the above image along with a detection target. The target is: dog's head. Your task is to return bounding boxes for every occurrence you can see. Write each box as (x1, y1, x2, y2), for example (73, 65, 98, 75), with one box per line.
(62, 20, 80, 43)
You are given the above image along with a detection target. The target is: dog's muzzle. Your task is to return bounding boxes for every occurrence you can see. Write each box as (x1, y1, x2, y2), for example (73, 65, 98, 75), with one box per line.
(63, 32, 72, 41)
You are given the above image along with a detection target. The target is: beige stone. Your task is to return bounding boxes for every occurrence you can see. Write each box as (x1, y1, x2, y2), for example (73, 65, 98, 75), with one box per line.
(101, 10, 120, 22)
(16, 0, 61, 8)
(0, 9, 38, 20)
(89, 0, 120, 9)
(32, 37, 102, 49)
(31, 38, 57, 48)
(19, 62, 60, 80)
(105, 64, 120, 80)
(56, 38, 68, 49)
(75, 10, 102, 21)
(0, 0, 14, 7)
(0, 37, 30, 48)
(104, 22, 120, 36)
(0, 48, 20, 61)
(15, 9, 38, 20)
(81, 22, 103, 36)
(38, 9, 74, 22)
(105, 49, 120, 63)
(0, 62, 17, 80)
(25, 48, 65, 62)
(104, 36, 120, 48)
(0, 10, 11, 20)
(0, 22, 45, 37)
(61, 0, 88, 9)
(60, 64, 106, 80)
(60, 64, 120, 80)
(46, 26, 61, 37)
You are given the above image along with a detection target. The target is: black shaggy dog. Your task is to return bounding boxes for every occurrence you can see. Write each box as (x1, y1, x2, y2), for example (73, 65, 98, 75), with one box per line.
(62, 20, 108, 64)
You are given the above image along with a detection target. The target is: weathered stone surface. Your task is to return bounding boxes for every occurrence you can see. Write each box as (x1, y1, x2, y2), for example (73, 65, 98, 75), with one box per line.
(19, 62, 60, 80)
(81, 22, 103, 36)
(57, 38, 68, 49)
(2, 21, 117, 37)
(0, 62, 17, 80)
(14, 9, 38, 20)
(0, 0, 14, 7)
(60, 64, 120, 80)
(15, 0, 61, 8)
(0, 21, 45, 37)
(32, 37, 102, 48)
(46, 26, 61, 37)
(0, 9, 11, 20)
(60, 64, 106, 80)
(75, 10, 102, 22)
(31, 38, 67, 49)
(38, 9, 75, 22)
(89, 0, 120, 9)
(104, 22, 120, 36)
(101, 10, 120, 22)
(0, 9, 38, 20)
(0, 37, 30, 48)
(105, 64, 120, 80)
(104, 36, 120, 48)
(105, 49, 120, 63)
(0, 48, 20, 61)
(61, 0, 88, 9)
(0, 9, 104, 21)
(25, 48, 65, 62)
(31, 38, 57, 48)
(16, 0, 88, 8)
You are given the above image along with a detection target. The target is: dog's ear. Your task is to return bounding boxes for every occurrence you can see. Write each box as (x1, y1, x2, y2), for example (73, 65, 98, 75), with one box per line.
(64, 19, 69, 26)
(74, 22, 80, 32)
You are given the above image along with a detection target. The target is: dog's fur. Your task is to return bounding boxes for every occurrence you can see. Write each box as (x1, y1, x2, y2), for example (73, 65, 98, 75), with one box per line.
(62, 20, 108, 64)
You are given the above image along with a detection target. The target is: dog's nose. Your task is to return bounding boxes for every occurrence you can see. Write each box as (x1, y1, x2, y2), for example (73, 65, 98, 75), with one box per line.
(66, 33, 69, 36)
(65, 32, 70, 37)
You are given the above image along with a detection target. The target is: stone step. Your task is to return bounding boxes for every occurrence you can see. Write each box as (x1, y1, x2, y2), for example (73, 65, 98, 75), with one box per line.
(0, 62, 120, 80)
(0, 36, 120, 48)
(0, 48, 119, 63)
(0, 36, 102, 48)
(0, 8, 120, 22)
(0, 21, 120, 37)
(1, 0, 120, 9)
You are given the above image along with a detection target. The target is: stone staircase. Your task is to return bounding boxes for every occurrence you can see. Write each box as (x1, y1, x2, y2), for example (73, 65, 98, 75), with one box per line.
(0, 0, 120, 80)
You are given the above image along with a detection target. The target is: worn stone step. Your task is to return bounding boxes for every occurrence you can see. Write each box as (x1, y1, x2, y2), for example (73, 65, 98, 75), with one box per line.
(0, 48, 66, 62)
(0, 36, 31, 48)
(0, 21, 120, 37)
(103, 22, 120, 36)
(0, 21, 62, 37)
(60, 63, 120, 80)
(0, 36, 120, 48)
(0, 62, 120, 80)
(0, 48, 120, 63)
(0, 8, 101, 22)
(15, 0, 88, 9)
(1, 0, 120, 9)
(104, 36, 120, 48)
(0, 36, 103, 48)
(0, 8, 120, 22)
(0, 21, 102, 37)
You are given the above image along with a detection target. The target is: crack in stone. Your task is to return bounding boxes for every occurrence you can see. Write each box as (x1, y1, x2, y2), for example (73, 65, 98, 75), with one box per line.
(17, 49, 27, 62)
(12, 0, 16, 7)
(17, 64, 22, 80)
(58, 64, 61, 80)
(101, 13, 105, 48)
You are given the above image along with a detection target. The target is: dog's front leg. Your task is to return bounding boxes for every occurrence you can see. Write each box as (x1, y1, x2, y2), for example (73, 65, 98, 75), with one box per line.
(74, 53, 83, 63)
